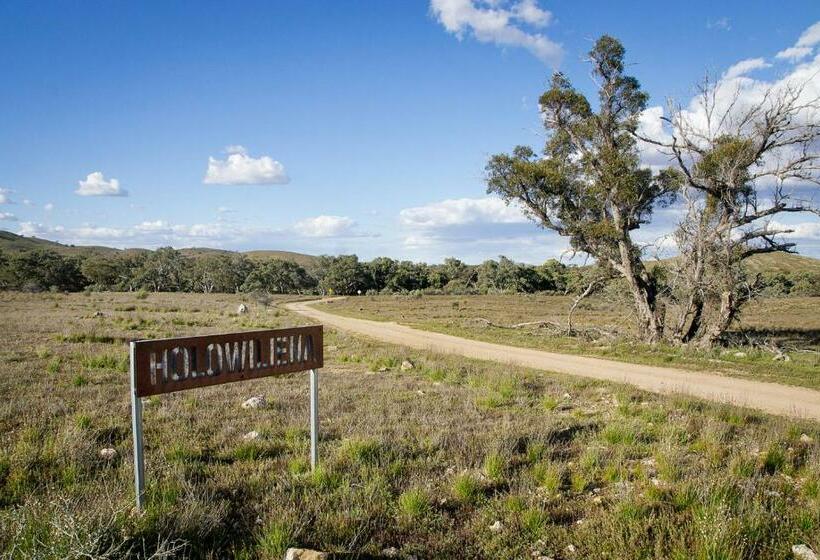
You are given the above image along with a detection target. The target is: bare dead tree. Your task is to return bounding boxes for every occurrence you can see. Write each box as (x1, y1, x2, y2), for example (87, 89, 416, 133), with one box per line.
(638, 76, 820, 346)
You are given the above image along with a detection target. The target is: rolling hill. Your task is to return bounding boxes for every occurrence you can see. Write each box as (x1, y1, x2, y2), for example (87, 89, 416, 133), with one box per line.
(0, 230, 319, 267)
(1, 229, 819, 274)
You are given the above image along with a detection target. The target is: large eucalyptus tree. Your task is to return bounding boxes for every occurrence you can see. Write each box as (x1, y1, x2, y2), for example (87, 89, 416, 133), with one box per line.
(486, 36, 680, 343)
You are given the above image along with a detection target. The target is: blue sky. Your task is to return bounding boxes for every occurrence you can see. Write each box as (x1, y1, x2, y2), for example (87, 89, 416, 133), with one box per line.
(1, 1, 818, 263)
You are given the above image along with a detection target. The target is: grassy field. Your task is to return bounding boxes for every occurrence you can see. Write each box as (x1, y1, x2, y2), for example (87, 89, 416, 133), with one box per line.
(318, 294, 820, 389)
(1, 292, 820, 559)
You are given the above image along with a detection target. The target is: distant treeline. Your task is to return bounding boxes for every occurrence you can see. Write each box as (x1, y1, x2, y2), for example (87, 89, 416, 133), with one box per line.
(0, 247, 817, 297)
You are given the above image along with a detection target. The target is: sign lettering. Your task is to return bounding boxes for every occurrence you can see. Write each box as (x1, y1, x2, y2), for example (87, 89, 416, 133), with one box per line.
(132, 326, 323, 397)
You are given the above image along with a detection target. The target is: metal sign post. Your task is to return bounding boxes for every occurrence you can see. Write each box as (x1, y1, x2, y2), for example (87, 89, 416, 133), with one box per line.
(128, 325, 323, 512)
(310, 368, 319, 469)
(129, 341, 145, 510)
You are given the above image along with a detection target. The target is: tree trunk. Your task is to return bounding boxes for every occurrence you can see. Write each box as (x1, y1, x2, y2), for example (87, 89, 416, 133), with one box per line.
(695, 290, 736, 348)
(615, 241, 664, 344)
(679, 297, 704, 344)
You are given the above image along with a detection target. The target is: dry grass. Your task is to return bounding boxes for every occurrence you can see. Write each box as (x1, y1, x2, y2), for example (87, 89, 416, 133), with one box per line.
(1, 292, 819, 559)
(320, 294, 820, 389)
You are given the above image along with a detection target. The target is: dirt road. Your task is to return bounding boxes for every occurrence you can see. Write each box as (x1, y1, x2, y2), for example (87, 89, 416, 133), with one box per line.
(286, 299, 820, 421)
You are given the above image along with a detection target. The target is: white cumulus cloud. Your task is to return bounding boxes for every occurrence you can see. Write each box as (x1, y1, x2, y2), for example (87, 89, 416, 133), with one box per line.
(75, 172, 128, 197)
(638, 25, 820, 173)
(400, 196, 527, 227)
(203, 145, 290, 185)
(430, 0, 562, 66)
(776, 21, 820, 62)
(294, 215, 357, 238)
(0, 211, 17, 221)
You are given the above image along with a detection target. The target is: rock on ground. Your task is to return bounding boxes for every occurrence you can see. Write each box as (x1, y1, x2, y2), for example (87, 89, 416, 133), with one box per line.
(793, 544, 818, 560)
(284, 549, 328, 560)
(400, 360, 414, 371)
(243, 430, 260, 441)
(488, 520, 503, 533)
(241, 396, 267, 409)
(237, 303, 248, 314)
(99, 447, 117, 460)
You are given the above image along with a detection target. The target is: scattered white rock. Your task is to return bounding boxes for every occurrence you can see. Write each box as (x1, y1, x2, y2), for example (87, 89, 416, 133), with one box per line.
(400, 360, 415, 371)
(237, 303, 248, 314)
(799, 433, 814, 444)
(93, 311, 105, 318)
(381, 547, 399, 557)
(792, 544, 818, 560)
(565, 544, 577, 554)
(326, 345, 338, 351)
(243, 430, 260, 441)
(489, 520, 504, 533)
(562, 393, 572, 400)
(284, 549, 328, 560)
(774, 353, 791, 362)
(378, 366, 388, 372)
(733, 351, 747, 358)
(416, 390, 425, 396)
(241, 395, 267, 409)
(99, 447, 117, 460)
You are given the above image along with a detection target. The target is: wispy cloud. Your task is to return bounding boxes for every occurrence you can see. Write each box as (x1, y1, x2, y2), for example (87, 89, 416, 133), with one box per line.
(776, 21, 820, 62)
(294, 215, 361, 238)
(398, 196, 570, 263)
(706, 17, 731, 31)
(400, 196, 527, 227)
(16, 213, 370, 250)
(0, 188, 14, 205)
(722, 57, 771, 80)
(430, 0, 562, 66)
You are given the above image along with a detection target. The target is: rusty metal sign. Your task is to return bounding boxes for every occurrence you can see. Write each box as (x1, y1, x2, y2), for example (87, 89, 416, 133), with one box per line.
(131, 325, 323, 397)
(129, 324, 323, 510)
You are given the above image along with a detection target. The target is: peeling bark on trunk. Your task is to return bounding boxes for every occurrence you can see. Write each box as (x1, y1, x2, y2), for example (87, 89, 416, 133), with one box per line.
(615, 240, 663, 344)
(679, 297, 704, 344)
(696, 291, 736, 348)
